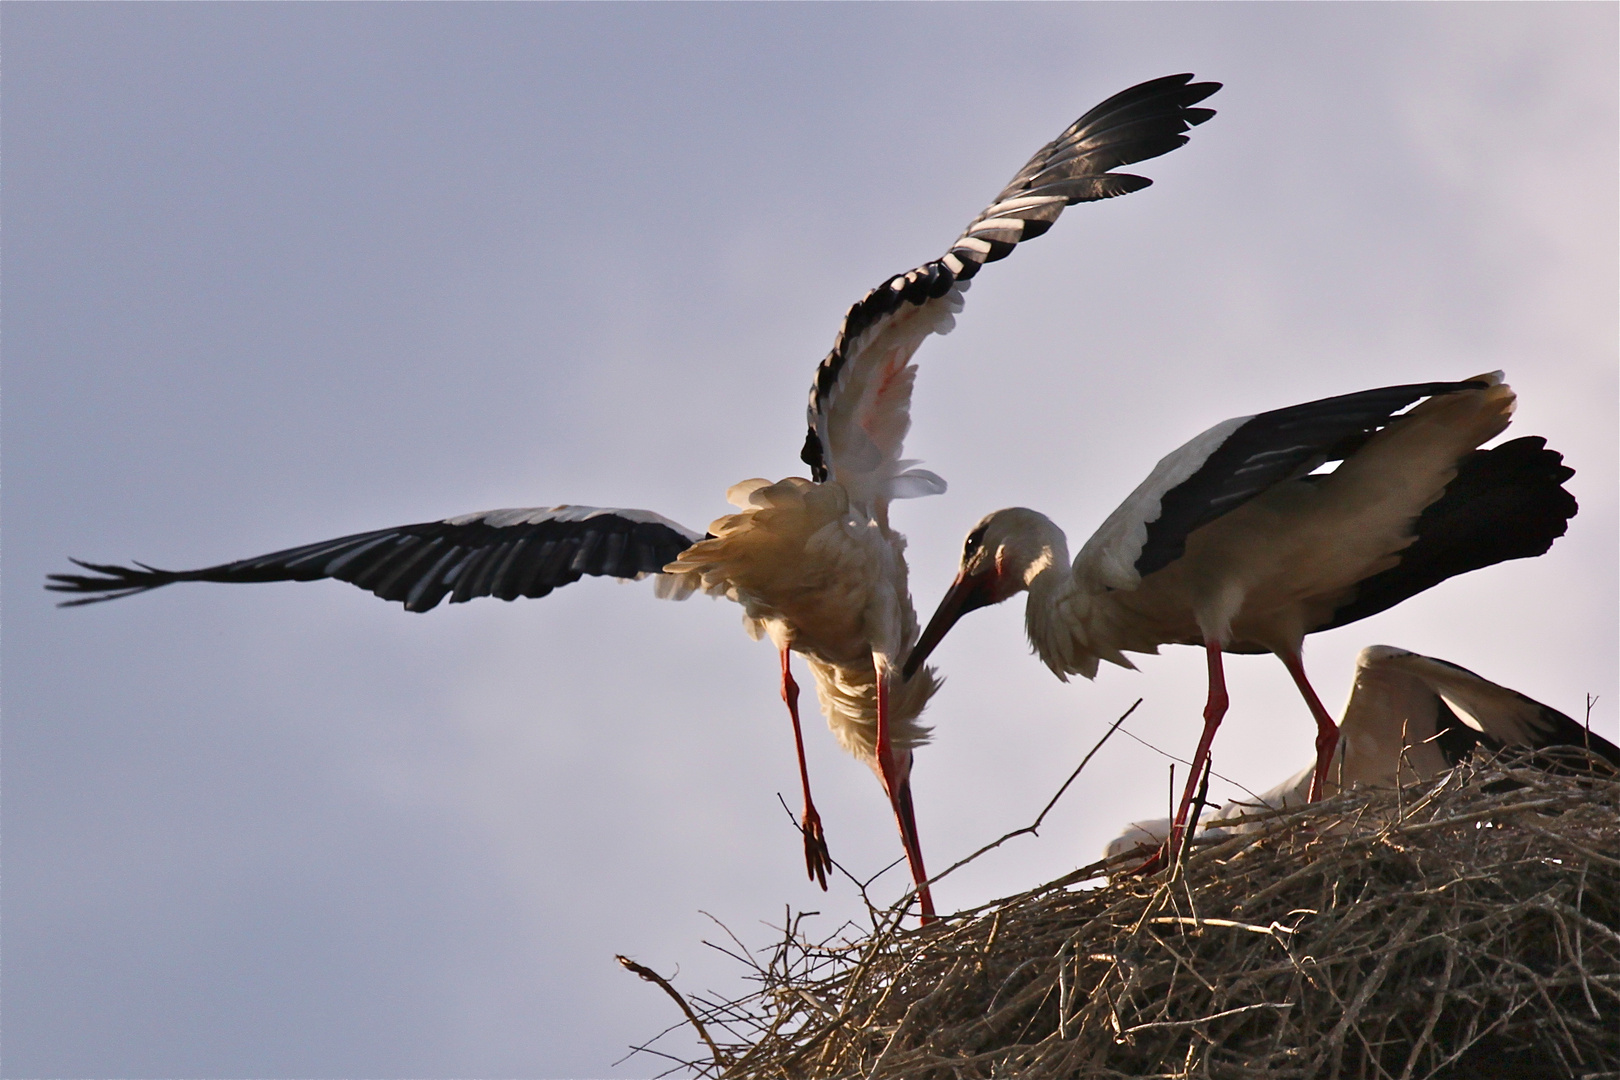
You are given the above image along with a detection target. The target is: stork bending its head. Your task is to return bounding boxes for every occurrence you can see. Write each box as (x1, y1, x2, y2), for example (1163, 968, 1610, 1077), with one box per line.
(905, 374, 1578, 860)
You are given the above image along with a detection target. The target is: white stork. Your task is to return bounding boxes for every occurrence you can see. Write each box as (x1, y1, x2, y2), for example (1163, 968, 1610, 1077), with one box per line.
(48, 73, 1221, 923)
(1104, 644, 1619, 858)
(902, 373, 1578, 859)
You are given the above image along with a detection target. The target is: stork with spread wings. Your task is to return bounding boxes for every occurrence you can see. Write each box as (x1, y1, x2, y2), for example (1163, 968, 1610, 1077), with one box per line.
(51, 74, 1221, 923)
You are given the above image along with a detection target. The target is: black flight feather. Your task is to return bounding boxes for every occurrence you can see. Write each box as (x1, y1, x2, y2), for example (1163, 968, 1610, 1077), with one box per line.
(1434, 697, 1506, 766)
(1317, 436, 1577, 632)
(47, 509, 705, 613)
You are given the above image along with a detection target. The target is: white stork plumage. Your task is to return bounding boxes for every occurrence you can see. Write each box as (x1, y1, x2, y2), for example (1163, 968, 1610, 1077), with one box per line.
(902, 373, 1578, 859)
(1104, 644, 1619, 858)
(48, 73, 1222, 923)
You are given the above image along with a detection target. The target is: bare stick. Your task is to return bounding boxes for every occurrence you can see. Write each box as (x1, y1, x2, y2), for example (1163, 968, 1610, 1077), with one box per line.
(1174, 754, 1214, 880)
(1115, 720, 1268, 807)
(1168, 763, 1176, 828)
(615, 954, 725, 1073)
(922, 700, 1140, 890)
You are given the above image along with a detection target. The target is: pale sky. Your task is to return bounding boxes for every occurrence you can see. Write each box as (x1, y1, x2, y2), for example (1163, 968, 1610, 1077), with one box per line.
(6, 4, 1615, 1077)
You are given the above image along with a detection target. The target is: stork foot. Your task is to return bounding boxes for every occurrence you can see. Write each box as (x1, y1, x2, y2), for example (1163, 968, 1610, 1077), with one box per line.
(800, 805, 832, 890)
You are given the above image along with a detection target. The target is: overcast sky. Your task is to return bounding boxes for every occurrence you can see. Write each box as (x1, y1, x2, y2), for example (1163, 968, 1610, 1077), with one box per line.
(6, 4, 1615, 1077)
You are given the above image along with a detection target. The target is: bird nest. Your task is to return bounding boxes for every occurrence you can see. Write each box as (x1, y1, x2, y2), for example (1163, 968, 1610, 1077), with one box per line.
(622, 749, 1620, 1079)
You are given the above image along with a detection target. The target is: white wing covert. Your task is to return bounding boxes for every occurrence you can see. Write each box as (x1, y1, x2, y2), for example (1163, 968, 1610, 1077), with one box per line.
(1075, 381, 1487, 592)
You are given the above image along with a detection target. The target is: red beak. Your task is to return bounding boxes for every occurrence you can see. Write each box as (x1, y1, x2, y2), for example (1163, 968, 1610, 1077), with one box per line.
(903, 570, 996, 681)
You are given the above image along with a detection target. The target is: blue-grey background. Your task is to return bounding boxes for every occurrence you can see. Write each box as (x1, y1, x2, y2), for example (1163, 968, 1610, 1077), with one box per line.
(5, 4, 1615, 1077)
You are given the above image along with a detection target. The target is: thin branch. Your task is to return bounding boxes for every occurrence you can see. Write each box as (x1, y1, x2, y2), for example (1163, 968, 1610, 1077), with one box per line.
(923, 700, 1140, 890)
(1117, 1000, 1294, 1035)
(1114, 717, 1268, 807)
(775, 791, 901, 923)
(1173, 753, 1214, 880)
(615, 954, 725, 1073)
(1168, 762, 1176, 829)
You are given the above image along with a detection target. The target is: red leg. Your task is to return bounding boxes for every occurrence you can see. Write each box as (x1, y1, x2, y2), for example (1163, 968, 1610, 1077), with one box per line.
(874, 661, 896, 796)
(876, 665, 936, 924)
(780, 648, 831, 889)
(1278, 649, 1340, 802)
(892, 777, 937, 923)
(1166, 640, 1230, 860)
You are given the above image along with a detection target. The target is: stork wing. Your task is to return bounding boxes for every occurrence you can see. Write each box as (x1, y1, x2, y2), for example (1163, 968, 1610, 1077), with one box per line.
(1076, 380, 1487, 590)
(1380, 651, 1619, 767)
(800, 73, 1220, 503)
(47, 506, 707, 613)
(1318, 436, 1576, 631)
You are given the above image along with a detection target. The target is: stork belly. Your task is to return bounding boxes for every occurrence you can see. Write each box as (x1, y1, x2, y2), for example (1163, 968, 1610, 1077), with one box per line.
(1092, 582, 1204, 652)
(687, 475, 901, 665)
(1090, 565, 1311, 656)
(744, 581, 875, 667)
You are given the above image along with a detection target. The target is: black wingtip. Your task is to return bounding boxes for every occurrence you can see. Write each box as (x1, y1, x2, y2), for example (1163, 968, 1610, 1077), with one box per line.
(52, 589, 148, 608)
(45, 557, 181, 606)
(800, 427, 828, 483)
(1319, 436, 1579, 632)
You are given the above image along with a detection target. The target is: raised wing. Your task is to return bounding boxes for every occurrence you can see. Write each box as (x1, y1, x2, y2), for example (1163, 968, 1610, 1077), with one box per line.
(1380, 649, 1619, 766)
(800, 73, 1220, 501)
(47, 506, 706, 613)
(1077, 380, 1487, 590)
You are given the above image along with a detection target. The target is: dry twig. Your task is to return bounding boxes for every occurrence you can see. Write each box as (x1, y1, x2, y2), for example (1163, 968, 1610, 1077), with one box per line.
(616, 954, 725, 1074)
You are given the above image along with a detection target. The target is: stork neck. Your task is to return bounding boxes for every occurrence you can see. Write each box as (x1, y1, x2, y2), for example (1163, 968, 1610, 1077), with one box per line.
(1021, 527, 1075, 667)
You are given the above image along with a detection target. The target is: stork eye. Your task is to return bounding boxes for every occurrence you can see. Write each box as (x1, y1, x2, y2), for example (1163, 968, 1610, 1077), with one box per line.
(962, 529, 986, 559)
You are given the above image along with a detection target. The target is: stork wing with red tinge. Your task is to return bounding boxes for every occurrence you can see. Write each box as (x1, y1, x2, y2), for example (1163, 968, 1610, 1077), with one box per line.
(800, 73, 1221, 506)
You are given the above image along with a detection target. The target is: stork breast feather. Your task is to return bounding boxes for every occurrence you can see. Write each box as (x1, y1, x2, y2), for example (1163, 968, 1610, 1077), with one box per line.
(1077, 415, 1250, 589)
(687, 478, 850, 565)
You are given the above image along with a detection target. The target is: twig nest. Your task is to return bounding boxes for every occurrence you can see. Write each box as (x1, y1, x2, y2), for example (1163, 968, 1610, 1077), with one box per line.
(638, 749, 1619, 1078)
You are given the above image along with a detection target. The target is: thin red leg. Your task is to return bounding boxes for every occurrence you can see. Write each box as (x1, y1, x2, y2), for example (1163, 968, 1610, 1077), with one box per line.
(780, 648, 831, 889)
(1166, 640, 1230, 860)
(875, 666, 936, 924)
(1279, 649, 1340, 802)
(893, 777, 936, 923)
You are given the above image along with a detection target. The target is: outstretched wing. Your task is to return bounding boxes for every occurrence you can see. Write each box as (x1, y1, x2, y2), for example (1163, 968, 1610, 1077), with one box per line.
(48, 506, 707, 613)
(1077, 380, 1488, 590)
(800, 73, 1220, 503)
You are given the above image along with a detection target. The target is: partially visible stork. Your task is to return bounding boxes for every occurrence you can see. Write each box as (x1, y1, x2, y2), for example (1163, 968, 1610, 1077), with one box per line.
(1104, 644, 1619, 858)
(48, 74, 1221, 923)
(903, 374, 1578, 859)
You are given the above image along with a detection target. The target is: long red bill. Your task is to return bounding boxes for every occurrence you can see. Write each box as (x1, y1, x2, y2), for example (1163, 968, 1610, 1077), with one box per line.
(902, 572, 990, 681)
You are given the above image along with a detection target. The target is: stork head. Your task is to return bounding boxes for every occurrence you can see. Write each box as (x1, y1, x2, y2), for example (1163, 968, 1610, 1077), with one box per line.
(902, 508, 1063, 680)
